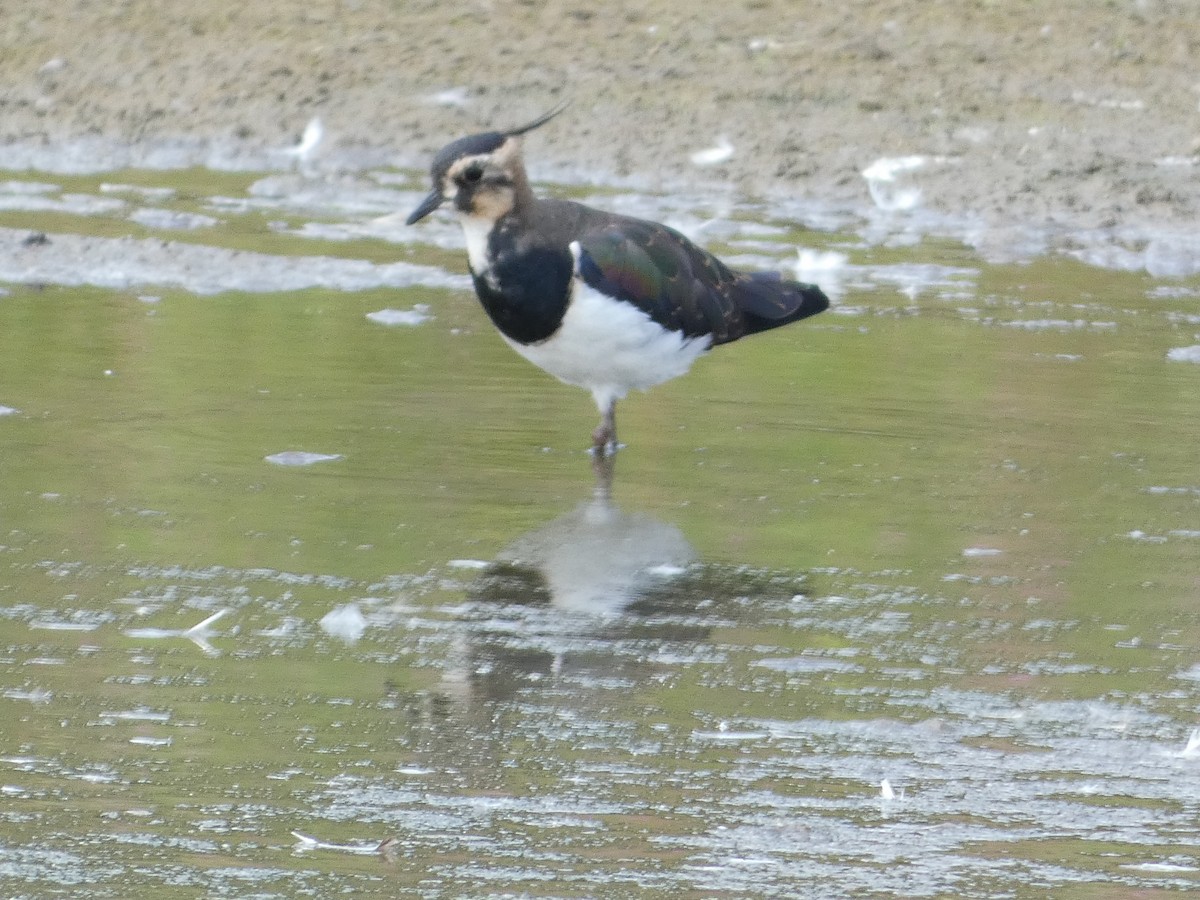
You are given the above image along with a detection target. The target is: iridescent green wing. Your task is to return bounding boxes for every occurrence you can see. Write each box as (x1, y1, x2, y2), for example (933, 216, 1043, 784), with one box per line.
(574, 221, 742, 341)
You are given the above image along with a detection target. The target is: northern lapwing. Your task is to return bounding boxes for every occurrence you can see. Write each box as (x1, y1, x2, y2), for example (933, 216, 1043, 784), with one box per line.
(406, 106, 830, 455)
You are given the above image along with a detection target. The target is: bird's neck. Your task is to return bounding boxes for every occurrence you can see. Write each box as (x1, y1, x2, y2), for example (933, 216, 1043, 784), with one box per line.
(459, 166, 543, 274)
(498, 156, 535, 219)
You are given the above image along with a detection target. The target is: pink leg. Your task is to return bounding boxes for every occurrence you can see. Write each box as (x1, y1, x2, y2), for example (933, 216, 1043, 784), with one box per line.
(591, 399, 617, 455)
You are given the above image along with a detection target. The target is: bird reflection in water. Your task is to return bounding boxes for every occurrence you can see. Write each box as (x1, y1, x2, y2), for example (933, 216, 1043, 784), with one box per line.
(443, 455, 813, 703)
(476, 454, 696, 615)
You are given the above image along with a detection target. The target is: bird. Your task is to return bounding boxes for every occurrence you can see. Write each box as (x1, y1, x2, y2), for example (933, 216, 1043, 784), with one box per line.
(405, 105, 830, 455)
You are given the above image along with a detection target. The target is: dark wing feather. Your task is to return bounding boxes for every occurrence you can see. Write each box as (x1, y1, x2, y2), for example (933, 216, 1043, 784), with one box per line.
(733, 270, 830, 331)
(574, 219, 828, 345)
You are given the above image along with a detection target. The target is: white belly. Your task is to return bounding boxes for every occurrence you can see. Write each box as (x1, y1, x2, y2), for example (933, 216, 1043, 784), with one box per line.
(503, 279, 711, 413)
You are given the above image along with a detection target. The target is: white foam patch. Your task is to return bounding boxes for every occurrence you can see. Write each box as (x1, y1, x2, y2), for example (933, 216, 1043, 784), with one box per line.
(100, 183, 177, 200)
(0, 180, 59, 195)
(1144, 234, 1200, 277)
(424, 86, 471, 108)
(0, 406, 17, 416)
(128, 736, 172, 748)
(964, 223, 1052, 265)
(318, 603, 367, 644)
(1070, 91, 1145, 110)
(100, 708, 171, 723)
(1067, 242, 1147, 272)
(278, 211, 470, 248)
(754, 655, 865, 674)
(264, 451, 344, 467)
(1167, 345, 1200, 364)
(366, 305, 432, 327)
(129, 208, 219, 231)
(29, 619, 101, 631)
(1126, 530, 1168, 544)
(793, 248, 849, 302)
(235, 175, 414, 216)
(862, 155, 931, 211)
(1144, 485, 1200, 496)
(690, 137, 734, 167)
(0, 192, 125, 216)
(795, 249, 849, 274)
(1004, 319, 1116, 331)
(646, 563, 688, 577)
(1122, 862, 1200, 873)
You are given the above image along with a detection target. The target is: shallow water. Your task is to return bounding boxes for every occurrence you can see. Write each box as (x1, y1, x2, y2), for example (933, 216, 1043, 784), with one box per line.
(1, 166, 1199, 897)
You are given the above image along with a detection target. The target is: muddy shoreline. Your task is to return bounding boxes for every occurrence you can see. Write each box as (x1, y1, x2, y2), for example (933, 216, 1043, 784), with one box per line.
(3, 1, 1199, 263)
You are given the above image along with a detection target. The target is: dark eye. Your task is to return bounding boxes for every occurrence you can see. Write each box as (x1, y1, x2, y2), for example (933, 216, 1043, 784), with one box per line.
(462, 164, 484, 183)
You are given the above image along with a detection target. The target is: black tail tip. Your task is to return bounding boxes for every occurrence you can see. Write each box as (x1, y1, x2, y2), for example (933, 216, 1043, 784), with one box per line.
(796, 282, 831, 319)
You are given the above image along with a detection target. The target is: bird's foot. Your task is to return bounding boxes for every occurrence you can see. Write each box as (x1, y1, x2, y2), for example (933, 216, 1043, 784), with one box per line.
(591, 424, 619, 457)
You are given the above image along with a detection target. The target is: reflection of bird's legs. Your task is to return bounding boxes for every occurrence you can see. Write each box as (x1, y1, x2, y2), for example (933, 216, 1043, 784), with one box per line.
(591, 446, 615, 500)
(592, 399, 617, 456)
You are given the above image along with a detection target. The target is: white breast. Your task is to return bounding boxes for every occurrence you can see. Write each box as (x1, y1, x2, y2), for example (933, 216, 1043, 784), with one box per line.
(503, 277, 711, 415)
(459, 215, 494, 282)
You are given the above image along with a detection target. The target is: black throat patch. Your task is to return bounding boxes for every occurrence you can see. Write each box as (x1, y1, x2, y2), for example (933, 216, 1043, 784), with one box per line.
(471, 226, 574, 345)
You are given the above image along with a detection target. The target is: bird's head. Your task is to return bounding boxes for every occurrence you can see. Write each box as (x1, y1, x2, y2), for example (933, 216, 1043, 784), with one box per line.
(406, 103, 566, 226)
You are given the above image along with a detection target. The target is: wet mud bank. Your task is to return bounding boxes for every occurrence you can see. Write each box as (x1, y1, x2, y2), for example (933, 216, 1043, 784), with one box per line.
(2, 1, 1199, 271)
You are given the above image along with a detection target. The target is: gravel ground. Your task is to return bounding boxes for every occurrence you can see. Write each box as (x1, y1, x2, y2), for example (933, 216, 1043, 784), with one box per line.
(3, 0, 1199, 251)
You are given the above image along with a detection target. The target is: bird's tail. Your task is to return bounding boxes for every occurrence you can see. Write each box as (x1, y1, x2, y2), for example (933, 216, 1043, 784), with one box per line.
(736, 271, 830, 336)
